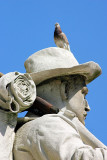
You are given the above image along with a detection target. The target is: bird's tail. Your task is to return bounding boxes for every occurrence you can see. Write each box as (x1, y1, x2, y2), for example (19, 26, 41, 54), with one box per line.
(67, 45, 70, 52)
(64, 43, 71, 52)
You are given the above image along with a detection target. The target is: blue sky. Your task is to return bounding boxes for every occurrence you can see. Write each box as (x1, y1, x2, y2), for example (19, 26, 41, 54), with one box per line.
(0, 0, 107, 145)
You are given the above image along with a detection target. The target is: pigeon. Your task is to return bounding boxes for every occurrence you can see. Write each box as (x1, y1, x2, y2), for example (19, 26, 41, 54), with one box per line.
(0, 72, 4, 78)
(54, 23, 70, 51)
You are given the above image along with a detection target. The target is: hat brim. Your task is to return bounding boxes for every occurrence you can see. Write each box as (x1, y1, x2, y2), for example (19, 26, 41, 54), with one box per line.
(30, 61, 102, 85)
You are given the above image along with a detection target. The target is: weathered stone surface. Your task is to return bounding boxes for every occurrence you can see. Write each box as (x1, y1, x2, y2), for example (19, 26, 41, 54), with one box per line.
(0, 72, 36, 160)
(14, 76, 107, 160)
(13, 48, 107, 160)
(0, 72, 36, 113)
(24, 47, 101, 85)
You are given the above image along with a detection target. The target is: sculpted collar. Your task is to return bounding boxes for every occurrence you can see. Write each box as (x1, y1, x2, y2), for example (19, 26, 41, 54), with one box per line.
(58, 108, 76, 120)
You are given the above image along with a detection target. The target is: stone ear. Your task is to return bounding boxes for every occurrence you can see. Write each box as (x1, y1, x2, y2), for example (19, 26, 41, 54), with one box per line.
(60, 83, 67, 101)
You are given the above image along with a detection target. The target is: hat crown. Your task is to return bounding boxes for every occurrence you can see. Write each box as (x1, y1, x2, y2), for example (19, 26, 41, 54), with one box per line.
(24, 47, 79, 73)
(24, 47, 101, 85)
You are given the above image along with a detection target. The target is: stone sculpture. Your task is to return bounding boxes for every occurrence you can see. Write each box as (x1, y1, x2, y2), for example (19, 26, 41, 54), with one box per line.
(0, 72, 36, 160)
(13, 47, 107, 160)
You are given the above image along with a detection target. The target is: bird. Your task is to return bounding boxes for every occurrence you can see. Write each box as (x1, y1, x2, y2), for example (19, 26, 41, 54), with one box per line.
(54, 23, 70, 51)
(0, 72, 4, 78)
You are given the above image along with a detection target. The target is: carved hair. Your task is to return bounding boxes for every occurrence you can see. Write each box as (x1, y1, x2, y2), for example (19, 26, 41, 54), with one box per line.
(37, 75, 86, 104)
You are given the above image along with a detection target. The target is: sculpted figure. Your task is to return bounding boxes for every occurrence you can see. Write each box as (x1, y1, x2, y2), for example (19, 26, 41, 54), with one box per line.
(14, 48, 107, 160)
(0, 72, 36, 160)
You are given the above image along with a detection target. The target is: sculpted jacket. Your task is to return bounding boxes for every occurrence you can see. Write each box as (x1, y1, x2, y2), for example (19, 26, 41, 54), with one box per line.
(14, 109, 107, 160)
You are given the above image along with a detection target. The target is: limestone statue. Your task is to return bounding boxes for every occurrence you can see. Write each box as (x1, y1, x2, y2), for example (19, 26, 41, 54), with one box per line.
(13, 47, 107, 160)
(0, 72, 36, 160)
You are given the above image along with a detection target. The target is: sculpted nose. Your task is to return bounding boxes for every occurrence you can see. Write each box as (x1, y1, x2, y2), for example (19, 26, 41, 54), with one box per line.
(85, 105, 90, 112)
(85, 100, 90, 112)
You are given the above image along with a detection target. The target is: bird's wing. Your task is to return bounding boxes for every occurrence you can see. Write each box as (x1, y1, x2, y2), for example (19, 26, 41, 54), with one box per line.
(59, 32, 69, 45)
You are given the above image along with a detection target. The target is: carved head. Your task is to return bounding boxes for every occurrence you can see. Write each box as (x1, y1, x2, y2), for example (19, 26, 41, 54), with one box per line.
(37, 75, 90, 125)
(24, 47, 101, 125)
(55, 23, 60, 28)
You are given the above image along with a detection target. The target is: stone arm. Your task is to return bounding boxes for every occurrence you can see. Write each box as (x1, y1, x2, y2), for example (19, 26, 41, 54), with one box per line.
(72, 117, 107, 149)
(14, 114, 107, 160)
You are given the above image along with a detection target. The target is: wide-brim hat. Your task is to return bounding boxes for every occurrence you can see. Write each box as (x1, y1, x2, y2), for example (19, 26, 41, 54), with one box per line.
(24, 47, 102, 85)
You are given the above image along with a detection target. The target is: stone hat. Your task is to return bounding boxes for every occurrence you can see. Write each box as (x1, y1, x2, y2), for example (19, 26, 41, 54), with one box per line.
(24, 47, 102, 85)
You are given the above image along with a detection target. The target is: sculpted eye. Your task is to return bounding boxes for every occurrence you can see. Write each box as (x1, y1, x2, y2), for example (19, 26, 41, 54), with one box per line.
(81, 87, 88, 96)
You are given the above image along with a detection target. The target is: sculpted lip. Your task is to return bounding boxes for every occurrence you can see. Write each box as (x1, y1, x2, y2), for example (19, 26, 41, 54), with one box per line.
(84, 113, 87, 119)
